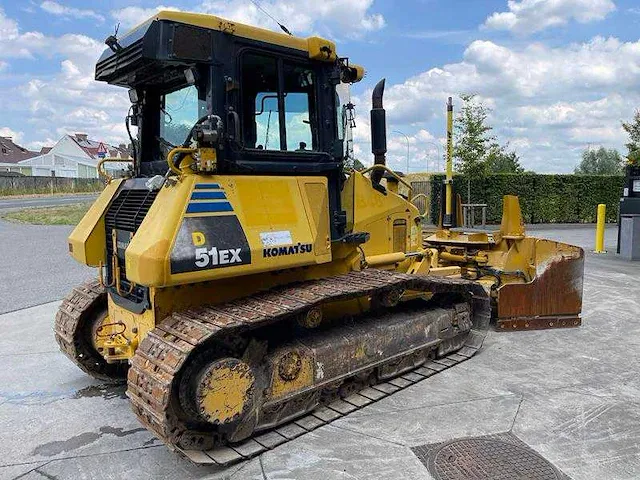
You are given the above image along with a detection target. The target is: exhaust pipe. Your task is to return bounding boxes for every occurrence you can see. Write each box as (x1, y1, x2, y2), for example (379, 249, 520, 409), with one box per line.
(370, 79, 387, 186)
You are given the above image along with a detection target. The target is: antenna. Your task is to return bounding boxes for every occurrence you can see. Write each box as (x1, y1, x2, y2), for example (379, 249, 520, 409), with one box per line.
(248, 0, 293, 35)
(114, 22, 120, 37)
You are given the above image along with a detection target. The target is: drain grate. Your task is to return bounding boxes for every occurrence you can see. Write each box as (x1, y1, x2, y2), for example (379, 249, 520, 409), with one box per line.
(411, 433, 570, 480)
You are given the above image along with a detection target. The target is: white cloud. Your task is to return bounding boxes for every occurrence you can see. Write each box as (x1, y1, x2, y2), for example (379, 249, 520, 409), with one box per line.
(112, 0, 384, 38)
(0, 8, 128, 149)
(0, 7, 19, 40)
(0, 8, 103, 60)
(111, 6, 181, 29)
(0, 127, 23, 144)
(484, 0, 615, 35)
(351, 36, 640, 173)
(198, 0, 384, 37)
(40, 1, 104, 22)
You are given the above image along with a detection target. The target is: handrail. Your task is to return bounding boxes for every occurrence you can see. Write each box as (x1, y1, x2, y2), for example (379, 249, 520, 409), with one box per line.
(360, 164, 413, 196)
(97, 157, 133, 183)
(167, 147, 197, 176)
(411, 193, 429, 218)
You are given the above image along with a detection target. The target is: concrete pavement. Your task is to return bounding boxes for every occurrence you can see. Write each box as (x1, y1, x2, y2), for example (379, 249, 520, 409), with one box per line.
(0, 194, 98, 211)
(0, 225, 638, 479)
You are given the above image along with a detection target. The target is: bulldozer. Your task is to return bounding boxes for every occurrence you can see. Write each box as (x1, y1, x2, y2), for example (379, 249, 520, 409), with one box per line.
(55, 11, 585, 466)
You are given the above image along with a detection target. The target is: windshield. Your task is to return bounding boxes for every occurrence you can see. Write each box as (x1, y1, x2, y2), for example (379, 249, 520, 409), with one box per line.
(160, 85, 207, 146)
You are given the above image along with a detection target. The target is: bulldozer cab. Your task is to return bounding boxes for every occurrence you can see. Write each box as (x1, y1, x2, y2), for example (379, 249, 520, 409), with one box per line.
(96, 11, 363, 239)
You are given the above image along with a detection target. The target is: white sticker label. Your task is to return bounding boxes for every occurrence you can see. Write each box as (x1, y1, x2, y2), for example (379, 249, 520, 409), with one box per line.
(260, 230, 293, 247)
(633, 180, 640, 193)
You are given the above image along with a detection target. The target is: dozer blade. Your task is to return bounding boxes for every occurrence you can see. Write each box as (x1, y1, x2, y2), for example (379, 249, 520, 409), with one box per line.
(496, 239, 584, 331)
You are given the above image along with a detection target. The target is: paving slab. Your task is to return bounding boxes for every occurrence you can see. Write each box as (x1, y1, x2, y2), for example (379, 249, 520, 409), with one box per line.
(514, 383, 640, 480)
(260, 424, 431, 480)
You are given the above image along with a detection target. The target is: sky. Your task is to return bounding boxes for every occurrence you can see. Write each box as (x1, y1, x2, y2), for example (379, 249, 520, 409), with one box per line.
(1, 0, 639, 173)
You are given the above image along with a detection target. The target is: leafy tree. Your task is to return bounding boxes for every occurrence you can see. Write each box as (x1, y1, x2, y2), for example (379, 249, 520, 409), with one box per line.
(485, 144, 524, 174)
(345, 157, 365, 170)
(622, 111, 640, 165)
(574, 147, 624, 175)
(453, 94, 495, 177)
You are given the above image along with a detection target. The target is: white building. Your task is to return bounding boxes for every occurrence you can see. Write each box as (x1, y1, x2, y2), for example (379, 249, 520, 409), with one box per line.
(19, 134, 131, 178)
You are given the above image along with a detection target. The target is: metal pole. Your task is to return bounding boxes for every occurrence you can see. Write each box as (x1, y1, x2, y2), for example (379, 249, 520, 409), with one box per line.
(392, 130, 410, 173)
(595, 204, 607, 253)
(444, 97, 454, 227)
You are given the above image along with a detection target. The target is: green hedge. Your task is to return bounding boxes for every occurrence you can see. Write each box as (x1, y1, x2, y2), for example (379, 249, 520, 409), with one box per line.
(428, 174, 624, 224)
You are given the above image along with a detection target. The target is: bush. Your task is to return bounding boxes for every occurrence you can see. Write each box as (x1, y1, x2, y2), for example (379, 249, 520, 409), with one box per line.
(426, 174, 624, 224)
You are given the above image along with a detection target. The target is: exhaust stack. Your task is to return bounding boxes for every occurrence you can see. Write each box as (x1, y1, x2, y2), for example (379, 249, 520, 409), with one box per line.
(370, 79, 387, 186)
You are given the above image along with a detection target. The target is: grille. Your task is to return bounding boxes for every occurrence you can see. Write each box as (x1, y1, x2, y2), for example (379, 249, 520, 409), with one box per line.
(95, 39, 144, 85)
(105, 188, 158, 233)
(105, 187, 159, 305)
(171, 25, 212, 61)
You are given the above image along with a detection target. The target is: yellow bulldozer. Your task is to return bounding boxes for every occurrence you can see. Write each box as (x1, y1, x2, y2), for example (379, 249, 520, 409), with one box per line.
(55, 11, 584, 465)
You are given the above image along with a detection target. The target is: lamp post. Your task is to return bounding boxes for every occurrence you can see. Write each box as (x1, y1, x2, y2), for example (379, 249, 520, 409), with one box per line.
(392, 130, 410, 173)
(423, 141, 442, 172)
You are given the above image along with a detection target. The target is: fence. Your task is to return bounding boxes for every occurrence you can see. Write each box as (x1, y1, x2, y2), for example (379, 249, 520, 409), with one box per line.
(421, 173, 625, 224)
(0, 176, 104, 196)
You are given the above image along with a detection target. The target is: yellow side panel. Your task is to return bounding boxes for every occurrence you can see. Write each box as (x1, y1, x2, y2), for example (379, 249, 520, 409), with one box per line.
(342, 172, 419, 258)
(125, 175, 332, 287)
(67, 179, 123, 267)
(393, 219, 407, 253)
(300, 180, 331, 258)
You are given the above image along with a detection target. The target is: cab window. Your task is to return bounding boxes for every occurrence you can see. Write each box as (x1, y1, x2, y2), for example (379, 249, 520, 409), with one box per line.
(241, 53, 317, 152)
(160, 85, 207, 146)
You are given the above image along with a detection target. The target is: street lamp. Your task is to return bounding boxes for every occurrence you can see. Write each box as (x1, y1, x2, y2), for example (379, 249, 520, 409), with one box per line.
(392, 130, 410, 173)
(423, 141, 442, 172)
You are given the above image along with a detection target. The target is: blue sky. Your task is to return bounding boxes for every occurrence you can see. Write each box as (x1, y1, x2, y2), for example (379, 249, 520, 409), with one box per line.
(1, 0, 639, 172)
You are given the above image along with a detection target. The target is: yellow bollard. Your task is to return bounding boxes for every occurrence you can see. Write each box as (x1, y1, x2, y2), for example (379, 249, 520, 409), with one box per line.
(594, 204, 606, 254)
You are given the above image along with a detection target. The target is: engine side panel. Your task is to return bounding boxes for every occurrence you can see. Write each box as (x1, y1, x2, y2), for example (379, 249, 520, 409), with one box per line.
(125, 175, 331, 287)
(68, 178, 124, 267)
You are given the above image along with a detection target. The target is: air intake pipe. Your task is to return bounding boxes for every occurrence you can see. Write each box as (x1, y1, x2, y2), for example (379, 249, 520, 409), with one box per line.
(370, 78, 387, 186)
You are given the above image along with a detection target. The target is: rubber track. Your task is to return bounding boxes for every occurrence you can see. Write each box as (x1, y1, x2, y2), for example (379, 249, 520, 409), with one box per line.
(54, 279, 126, 381)
(127, 269, 491, 466)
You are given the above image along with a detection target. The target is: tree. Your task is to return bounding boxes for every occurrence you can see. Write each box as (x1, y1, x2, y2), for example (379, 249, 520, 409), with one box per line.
(574, 147, 624, 175)
(453, 94, 495, 177)
(622, 111, 640, 165)
(485, 144, 524, 174)
(345, 157, 365, 171)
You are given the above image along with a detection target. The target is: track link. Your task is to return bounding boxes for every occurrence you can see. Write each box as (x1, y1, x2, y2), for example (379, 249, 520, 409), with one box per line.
(54, 279, 127, 381)
(128, 269, 491, 466)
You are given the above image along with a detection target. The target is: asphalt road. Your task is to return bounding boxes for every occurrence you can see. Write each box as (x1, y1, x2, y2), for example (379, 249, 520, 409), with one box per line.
(0, 219, 94, 314)
(0, 194, 98, 211)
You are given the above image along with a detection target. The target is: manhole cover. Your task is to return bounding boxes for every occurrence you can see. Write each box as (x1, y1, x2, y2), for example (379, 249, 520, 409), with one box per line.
(412, 433, 570, 480)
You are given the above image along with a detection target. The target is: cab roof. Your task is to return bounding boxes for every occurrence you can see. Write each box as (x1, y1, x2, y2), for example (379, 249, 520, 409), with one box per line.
(139, 10, 339, 62)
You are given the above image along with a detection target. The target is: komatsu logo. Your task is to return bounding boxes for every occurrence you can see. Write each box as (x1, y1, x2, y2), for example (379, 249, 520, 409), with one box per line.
(263, 243, 313, 258)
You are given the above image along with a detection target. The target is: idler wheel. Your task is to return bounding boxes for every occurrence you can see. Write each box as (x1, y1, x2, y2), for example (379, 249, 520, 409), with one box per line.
(192, 358, 256, 425)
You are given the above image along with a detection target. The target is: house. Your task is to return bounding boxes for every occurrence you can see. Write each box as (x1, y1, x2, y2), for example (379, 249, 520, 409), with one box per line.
(0, 137, 38, 175)
(18, 133, 132, 178)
